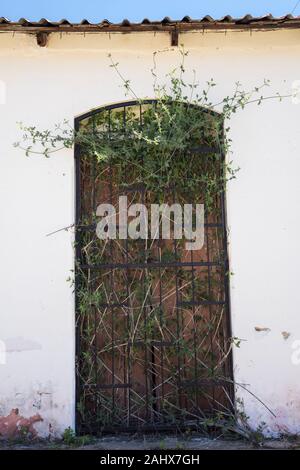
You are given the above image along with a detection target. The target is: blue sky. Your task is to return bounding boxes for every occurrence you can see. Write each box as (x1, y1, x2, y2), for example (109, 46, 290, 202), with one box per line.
(1, 0, 300, 23)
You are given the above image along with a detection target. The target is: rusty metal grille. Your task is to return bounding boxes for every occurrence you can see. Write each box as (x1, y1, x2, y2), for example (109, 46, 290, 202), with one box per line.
(75, 101, 233, 433)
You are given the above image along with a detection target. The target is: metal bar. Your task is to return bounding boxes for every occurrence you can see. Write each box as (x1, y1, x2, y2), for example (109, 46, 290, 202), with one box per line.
(83, 421, 212, 435)
(77, 222, 223, 232)
(190, 247, 199, 409)
(172, 186, 183, 416)
(74, 117, 82, 434)
(158, 239, 165, 418)
(76, 100, 217, 122)
(178, 300, 226, 307)
(79, 261, 224, 269)
(123, 106, 132, 426)
(108, 118, 116, 421)
(205, 212, 216, 409)
(93, 303, 99, 419)
(91, 118, 99, 421)
(179, 378, 230, 387)
(84, 383, 131, 390)
(140, 131, 150, 423)
(90, 302, 128, 308)
(128, 340, 174, 347)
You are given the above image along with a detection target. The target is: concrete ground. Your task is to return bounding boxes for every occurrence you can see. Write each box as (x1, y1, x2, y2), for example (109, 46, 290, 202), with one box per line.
(0, 435, 300, 450)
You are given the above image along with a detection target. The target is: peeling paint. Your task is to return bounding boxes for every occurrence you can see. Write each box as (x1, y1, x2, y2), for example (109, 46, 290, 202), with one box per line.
(0, 408, 43, 438)
(281, 331, 291, 340)
(254, 326, 271, 332)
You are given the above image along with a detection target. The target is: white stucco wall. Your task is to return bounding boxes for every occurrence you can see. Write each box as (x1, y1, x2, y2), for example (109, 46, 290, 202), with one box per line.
(0, 28, 300, 436)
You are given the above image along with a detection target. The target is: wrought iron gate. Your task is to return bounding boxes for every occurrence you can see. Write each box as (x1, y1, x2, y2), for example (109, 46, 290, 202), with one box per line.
(75, 101, 233, 433)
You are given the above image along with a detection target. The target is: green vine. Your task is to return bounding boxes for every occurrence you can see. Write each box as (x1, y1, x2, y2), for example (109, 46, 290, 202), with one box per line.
(15, 48, 291, 214)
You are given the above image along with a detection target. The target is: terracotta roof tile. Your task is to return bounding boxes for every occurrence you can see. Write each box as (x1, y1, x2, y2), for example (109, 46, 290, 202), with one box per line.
(0, 15, 299, 32)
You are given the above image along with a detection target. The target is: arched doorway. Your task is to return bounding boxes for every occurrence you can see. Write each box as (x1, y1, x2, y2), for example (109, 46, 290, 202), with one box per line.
(74, 100, 233, 433)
